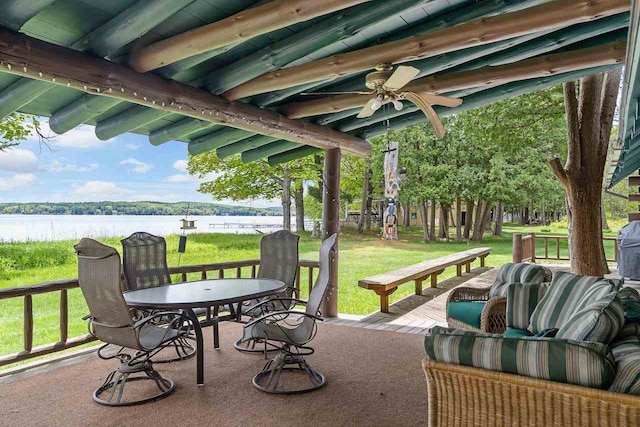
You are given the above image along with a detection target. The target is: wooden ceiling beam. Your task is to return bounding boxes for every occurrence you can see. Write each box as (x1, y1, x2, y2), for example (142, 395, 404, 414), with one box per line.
(0, 0, 55, 31)
(0, 27, 369, 156)
(149, 118, 216, 146)
(225, 0, 629, 101)
(279, 41, 626, 119)
(268, 146, 323, 166)
(247, 0, 545, 108)
(242, 141, 301, 163)
(0, 78, 53, 120)
(217, 135, 279, 159)
(128, 0, 372, 73)
(188, 128, 254, 155)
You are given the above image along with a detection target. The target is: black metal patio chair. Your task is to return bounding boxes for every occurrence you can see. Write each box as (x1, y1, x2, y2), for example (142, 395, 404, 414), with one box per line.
(121, 232, 195, 362)
(240, 233, 337, 394)
(234, 230, 300, 353)
(75, 238, 191, 406)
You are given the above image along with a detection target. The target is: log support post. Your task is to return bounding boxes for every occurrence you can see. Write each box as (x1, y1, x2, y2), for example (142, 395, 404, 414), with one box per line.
(480, 255, 487, 267)
(456, 264, 462, 277)
(431, 269, 445, 289)
(322, 148, 340, 317)
(414, 278, 424, 296)
(513, 233, 523, 263)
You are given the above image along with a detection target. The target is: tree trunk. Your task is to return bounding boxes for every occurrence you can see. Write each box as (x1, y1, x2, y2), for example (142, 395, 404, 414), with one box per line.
(293, 181, 305, 232)
(282, 165, 292, 231)
(472, 201, 488, 241)
(493, 201, 504, 236)
(549, 70, 621, 276)
(464, 200, 473, 240)
(420, 199, 430, 242)
(438, 204, 446, 239)
(365, 170, 373, 231)
(357, 167, 370, 232)
(429, 200, 436, 241)
(456, 197, 462, 242)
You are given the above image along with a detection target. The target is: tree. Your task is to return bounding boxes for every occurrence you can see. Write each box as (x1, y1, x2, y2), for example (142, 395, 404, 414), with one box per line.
(1, 114, 39, 150)
(550, 70, 622, 276)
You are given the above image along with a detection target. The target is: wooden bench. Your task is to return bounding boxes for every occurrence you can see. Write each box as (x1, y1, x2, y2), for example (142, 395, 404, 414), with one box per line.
(358, 248, 491, 313)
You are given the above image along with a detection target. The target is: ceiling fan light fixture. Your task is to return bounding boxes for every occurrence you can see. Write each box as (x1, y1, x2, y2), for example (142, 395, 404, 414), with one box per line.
(392, 99, 403, 111)
(371, 94, 384, 111)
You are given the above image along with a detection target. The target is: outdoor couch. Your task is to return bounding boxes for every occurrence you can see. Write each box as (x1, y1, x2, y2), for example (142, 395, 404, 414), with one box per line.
(425, 271, 640, 427)
(446, 262, 552, 334)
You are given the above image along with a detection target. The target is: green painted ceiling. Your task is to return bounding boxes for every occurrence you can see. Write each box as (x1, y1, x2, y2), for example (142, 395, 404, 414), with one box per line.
(0, 0, 632, 165)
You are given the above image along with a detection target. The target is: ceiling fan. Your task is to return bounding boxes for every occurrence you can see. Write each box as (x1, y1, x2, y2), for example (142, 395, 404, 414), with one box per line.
(303, 64, 462, 139)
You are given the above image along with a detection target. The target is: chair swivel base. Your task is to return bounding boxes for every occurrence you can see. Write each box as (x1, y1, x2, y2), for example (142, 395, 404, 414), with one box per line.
(234, 337, 280, 354)
(252, 352, 326, 394)
(93, 360, 175, 406)
(153, 336, 197, 363)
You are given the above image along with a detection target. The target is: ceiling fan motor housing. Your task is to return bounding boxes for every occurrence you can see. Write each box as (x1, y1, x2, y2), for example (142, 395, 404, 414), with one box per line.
(365, 63, 394, 90)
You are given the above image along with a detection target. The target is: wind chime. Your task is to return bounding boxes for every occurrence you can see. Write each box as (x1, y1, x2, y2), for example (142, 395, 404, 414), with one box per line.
(178, 202, 196, 255)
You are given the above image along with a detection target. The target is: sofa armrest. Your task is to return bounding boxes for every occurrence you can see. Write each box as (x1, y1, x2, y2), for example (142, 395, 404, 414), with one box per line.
(480, 297, 506, 334)
(447, 286, 490, 305)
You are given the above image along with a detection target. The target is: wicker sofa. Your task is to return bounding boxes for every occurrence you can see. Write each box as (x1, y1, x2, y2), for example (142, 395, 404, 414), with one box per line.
(426, 271, 640, 427)
(446, 263, 552, 334)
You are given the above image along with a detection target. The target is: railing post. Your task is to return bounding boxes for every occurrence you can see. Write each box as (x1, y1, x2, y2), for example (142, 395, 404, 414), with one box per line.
(529, 232, 536, 263)
(60, 289, 68, 343)
(24, 295, 33, 352)
(513, 233, 523, 263)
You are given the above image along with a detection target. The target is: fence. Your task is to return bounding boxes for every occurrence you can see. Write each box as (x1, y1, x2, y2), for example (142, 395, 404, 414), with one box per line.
(0, 259, 319, 368)
(512, 233, 618, 263)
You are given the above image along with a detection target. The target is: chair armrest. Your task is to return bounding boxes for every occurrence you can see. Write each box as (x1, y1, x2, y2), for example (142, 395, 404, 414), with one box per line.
(130, 311, 185, 330)
(480, 297, 507, 334)
(245, 310, 323, 328)
(447, 286, 491, 305)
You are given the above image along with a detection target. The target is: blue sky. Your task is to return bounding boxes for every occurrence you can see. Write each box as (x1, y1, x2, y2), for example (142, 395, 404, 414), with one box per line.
(0, 119, 276, 207)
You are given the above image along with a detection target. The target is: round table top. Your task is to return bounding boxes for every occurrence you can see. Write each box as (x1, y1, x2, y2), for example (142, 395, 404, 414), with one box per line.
(123, 278, 285, 309)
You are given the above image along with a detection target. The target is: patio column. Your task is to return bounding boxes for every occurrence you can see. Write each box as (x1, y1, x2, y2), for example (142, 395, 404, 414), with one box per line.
(322, 148, 340, 317)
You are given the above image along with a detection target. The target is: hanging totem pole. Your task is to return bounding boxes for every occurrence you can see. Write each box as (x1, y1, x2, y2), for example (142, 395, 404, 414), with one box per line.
(383, 141, 400, 240)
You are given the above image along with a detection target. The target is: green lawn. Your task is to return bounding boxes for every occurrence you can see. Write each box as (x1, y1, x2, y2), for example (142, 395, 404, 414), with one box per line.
(0, 222, 620, 365)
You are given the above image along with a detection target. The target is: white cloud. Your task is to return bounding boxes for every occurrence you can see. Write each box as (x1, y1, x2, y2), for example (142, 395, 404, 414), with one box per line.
(125, 143, 140, 150)
(173, 159, 188, 172)
(50, 181, 134, 201)
(0, 149, 39, 172)
(166, 173, 198, 183)
(45, 160, 99, 173)
(0, 173, 38, 191)
(120, 158, 152, 174)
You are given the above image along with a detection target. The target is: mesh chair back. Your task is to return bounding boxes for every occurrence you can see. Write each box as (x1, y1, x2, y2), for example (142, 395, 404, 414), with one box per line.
(75, 238, 139, 350)
(257, 230, 300, 298)
(121, 232, 171, 291)
(306, 234, 337, 317)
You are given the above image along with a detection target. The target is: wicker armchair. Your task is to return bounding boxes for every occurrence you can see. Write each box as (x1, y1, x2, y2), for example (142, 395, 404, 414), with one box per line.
(446, 263, 552, 334)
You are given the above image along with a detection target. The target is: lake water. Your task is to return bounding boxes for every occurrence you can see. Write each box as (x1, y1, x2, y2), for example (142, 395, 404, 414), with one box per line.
(0, 215, 296, 242)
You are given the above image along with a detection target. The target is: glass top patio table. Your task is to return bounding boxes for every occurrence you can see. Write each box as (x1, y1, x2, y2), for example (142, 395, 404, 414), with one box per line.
(124, 278, 285, 386)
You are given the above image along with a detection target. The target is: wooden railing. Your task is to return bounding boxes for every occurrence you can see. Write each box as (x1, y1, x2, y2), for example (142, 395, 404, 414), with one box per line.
(0, 259, 319, 368)
(512, 233, 618, 263)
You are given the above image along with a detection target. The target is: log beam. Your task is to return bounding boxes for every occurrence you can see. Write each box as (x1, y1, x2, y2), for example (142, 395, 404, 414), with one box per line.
(268, 146, 322, 166)
(49, 96, 121, 134)
(0, 78, 54, 120)
(241, 141, 300, 163)
(322, 148, 341, 317)
(0, 0, 55, 31)
(0, 27, 369, 157)
(217, 135, 279, 159)
(128, 0, 371, 73)
(188, 128, 253, 155)
(149, 118, 216, 146)
(96, 106, 170, 141)
(280, 41, 626, 119)
(224, 0, 629, 100)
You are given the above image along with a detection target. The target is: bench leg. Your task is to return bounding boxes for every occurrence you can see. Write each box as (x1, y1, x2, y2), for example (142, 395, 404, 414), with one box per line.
(465, 262, 471, 273)
(480, 255, 487, 267)
(374, 289, 397, 313)
(456, 264, 462, 277)
(430, 269, 445, 289)
(415, 278, 423, 296)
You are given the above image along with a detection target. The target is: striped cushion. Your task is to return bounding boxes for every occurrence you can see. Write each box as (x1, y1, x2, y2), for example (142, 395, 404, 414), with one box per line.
(528, 271, 602, 334)
(555, 279, 624, 343)
(424, 326, 616, 389)
(489, 263, 549, 298)
(506, 282, 549, 330)
(609, 335, 640, 395)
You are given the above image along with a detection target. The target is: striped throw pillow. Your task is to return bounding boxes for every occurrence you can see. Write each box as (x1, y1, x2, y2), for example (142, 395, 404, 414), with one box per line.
(506, 282, 549, 330)
(555, 279, 624, 343)
(489, 263, 549, 298)
(528, 271, 602, 334)
(609, 335, 640, 395)
(424, 326, 616, 389)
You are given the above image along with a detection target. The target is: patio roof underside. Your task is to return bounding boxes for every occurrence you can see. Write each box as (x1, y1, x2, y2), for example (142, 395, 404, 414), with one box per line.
(0, 0, 631, 165)
(609, 0, 640, 187)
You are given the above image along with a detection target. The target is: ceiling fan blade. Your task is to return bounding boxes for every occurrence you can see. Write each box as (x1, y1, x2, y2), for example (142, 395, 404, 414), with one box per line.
(383, 66, 420, 91)
(357, 98, 377, 118)
(300, 91, 373, 96)
(418, 93, 463, 108)
(403, 92, 446, 139)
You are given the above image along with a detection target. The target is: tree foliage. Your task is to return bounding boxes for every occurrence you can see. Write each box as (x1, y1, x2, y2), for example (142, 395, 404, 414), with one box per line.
(0, 114, 37, 151)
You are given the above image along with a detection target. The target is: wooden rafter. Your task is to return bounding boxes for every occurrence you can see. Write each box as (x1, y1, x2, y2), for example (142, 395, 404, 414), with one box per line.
(128, 0, 371, 73)
(0, 27, 369, 157)
(224, 0, 629, 101)
(279, 41, 627, 119)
